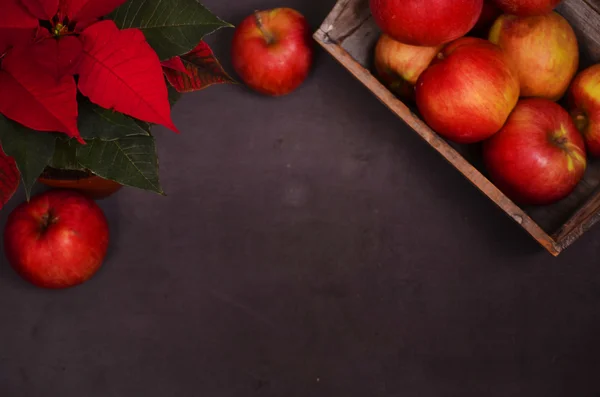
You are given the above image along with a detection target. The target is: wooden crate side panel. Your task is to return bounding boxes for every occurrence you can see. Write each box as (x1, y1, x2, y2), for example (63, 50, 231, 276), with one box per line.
(324, 0, 377, 68)
(557, 0, 600, 65)
(318, 0, 354, 36)
(313, 27, 561, 255)
(554, 186, 600, 249)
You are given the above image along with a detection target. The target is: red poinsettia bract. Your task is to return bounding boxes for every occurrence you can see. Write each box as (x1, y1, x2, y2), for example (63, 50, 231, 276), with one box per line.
(0, 147, 19, 209)
(0, 0, 179, 143)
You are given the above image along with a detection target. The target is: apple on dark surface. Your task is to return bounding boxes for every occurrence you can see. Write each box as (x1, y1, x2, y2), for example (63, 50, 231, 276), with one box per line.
(489, 12, 579, 101)
(491, 0, 563, 16)
(3, 189, 109, 289)
(369, 0, 484, 47)
(415, 37, 520, 144)
(231, 8, 314, 97)
(374, 34, 442, 100)
(482, 98, 587, 206)
(567, 64, 600, 157)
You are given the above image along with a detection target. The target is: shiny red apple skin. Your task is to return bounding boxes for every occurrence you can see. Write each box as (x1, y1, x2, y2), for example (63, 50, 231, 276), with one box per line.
(483, 98, 587, 206)
(369, 0, 483, 47)
(567, 64, 600, 157)
(415, 37, 520, 144)
(3, 189, 109, 289)
(231, 8, 313, 97)
(489, 12, 579, 101)
(491, 0, 563, 16)
(374, 33, 442, 100)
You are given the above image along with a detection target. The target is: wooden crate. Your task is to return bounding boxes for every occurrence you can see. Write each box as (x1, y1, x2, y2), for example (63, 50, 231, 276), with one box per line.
(313, 0, 600, 256)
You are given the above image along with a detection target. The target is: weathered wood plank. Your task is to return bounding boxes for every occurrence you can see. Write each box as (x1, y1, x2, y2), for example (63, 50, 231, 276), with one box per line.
(554, 185, 600, 249)
(318, 0, 354, 37)
(326, 0, 371, 43)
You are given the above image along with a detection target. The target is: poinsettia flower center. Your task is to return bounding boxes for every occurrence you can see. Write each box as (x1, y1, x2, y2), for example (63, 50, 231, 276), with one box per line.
(39, 15, 76, 39)
(52, 22, 70, 37)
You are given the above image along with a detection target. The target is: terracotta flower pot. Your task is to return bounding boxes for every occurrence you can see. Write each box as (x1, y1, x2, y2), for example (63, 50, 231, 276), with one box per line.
(38, 168, 123, 200)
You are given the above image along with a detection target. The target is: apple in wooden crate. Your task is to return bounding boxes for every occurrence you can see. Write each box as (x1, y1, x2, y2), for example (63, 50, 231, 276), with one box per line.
(369, 0, 484, 46)
(483, 99, 587, 206)
(3, 189, 109, 289)
(568, 64, 600, 156)
(231, 8, 313, 97)
(373, 34, 442, 100)
(491, 0, 563, 16)
(489, 12, 579, 101)
(415, 37, 520, 144)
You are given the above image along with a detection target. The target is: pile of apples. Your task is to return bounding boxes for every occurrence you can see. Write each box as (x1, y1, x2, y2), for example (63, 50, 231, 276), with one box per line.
(371, 0, 600, 206)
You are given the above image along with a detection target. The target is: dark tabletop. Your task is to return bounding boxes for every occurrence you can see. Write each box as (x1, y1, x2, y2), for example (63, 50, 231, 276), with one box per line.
(2, 0, 600, 396)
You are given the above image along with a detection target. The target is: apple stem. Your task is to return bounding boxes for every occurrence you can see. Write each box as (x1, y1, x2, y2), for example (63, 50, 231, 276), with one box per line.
(254, 11, 275, 45)
(554, 136, 568, 146)
(39, 211, 58, 234)
(572, 111, 589, 134)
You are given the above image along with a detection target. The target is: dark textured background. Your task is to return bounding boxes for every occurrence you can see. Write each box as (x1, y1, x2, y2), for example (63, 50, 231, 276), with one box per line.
(2, 1, 600, 395)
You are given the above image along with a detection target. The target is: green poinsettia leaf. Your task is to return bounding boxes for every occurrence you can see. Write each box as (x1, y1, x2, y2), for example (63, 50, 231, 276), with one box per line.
(79, 101, 150, 141)
(0, 115, 56, 199)
(168, 84, 182, 106)
(110, 0, 232, 60)
(49, 139, 84, 171)
(76, 136, 163, 194)
(134, 118, 153, 133)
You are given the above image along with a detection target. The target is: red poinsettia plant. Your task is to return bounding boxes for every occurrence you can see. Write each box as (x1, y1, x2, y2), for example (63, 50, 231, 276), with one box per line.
(0, 0, 234, 210)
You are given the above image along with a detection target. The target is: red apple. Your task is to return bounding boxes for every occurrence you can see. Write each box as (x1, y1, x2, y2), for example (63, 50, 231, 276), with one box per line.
(489, 12, 579, 101)
(3, 189, 109, 289)
(491, 0, 563, 16)
(483, 98, 587, 206)
(231, 8, 313, 97)
(470, 1, 503, 37)
(374, 34, 442, 100)
(567, 64, 600, 157)
(369, 0, 484, 47)
(415, 37, 520, 144)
